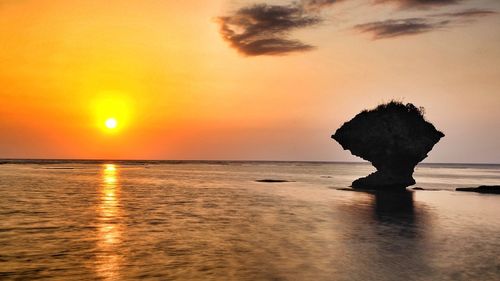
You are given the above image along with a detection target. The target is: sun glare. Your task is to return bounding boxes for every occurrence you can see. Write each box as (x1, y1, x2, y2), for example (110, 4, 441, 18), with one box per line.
(105, 118, 118, 129)
(92, 93, 132, 133)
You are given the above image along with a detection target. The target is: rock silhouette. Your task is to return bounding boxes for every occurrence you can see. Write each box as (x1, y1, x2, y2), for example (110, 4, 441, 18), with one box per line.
(332, 102, 444, 189)
(456, 185, 500, 194)
(255, 179, 292, 183)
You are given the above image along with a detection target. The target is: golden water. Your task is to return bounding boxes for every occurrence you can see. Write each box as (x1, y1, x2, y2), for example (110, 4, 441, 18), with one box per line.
(0, 162, 499, 280)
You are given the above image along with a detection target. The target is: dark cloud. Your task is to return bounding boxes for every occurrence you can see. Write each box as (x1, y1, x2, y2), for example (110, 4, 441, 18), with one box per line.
(436, 8, 497, 18)
(376, 0, 462, 9)
(354, 18, 450, 39)
(218, 0, 496, 55)
(355, 8, 496, 40)
(217, 4, 321, 56)
(300, 0, 343, 10)
(218, 1, 343, 56)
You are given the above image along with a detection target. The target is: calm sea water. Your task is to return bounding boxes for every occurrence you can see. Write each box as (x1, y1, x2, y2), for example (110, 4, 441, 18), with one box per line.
(0, 161, 499, 280)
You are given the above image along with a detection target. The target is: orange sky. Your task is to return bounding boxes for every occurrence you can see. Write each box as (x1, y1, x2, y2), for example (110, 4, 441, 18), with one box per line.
(1, 0, 499, 163)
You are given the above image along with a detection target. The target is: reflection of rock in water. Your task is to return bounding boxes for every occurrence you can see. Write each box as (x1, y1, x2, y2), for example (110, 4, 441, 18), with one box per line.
(372, 191, 422, 239)
(370, 191, 433, 280)
(334, 190, 434, 280)
(374, 191, 414, 219)
(332, 102, 444, 189)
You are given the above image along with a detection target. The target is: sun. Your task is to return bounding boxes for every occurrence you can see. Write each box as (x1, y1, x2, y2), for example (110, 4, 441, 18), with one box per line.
(105, 118, 118, 129)
(92, 93, 132, 133)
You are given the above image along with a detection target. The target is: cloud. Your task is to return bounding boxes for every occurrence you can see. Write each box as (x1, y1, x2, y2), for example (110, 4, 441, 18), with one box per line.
(300, 0, 343, 10)
(218, 1, 497, 55)
(436, 8, 497, 18)
(217, 4, 322, 56)
(355, 18, 450, 39)
(218, 1, 346, 56)
(376, 0, 462, 9)
(355, 8, 496, 39)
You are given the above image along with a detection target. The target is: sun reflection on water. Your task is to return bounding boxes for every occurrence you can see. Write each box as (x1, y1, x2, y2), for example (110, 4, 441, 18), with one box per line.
(97, 164, 123, 280)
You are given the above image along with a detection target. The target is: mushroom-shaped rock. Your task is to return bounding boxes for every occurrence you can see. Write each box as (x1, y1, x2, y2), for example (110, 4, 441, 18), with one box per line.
(332, 102, 444, 189)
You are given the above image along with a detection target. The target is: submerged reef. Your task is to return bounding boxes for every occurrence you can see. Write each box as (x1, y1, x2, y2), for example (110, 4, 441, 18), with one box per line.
(332, 102, 444, 189)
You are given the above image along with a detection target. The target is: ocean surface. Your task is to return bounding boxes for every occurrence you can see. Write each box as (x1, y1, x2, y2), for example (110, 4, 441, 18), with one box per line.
(0, 161, 499, 280)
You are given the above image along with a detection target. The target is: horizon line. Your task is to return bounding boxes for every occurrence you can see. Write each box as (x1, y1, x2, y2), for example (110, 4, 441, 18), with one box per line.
(0, 158, 499, 166)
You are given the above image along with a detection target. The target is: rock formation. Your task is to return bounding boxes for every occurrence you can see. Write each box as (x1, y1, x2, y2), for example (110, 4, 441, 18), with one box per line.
(332, 102, 444, 189)
(456, 185, 500, 194)
(255, 179, 292, 183)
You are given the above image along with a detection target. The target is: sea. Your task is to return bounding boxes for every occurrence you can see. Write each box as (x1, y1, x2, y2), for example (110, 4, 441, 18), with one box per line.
(0, 160, 499, 280)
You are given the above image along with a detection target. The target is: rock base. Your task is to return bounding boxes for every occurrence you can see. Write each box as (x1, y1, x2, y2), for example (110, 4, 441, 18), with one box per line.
(351, 171, 415, 190)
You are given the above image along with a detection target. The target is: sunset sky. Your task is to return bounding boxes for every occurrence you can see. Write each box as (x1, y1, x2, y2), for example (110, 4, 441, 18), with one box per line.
(1, 0, 499, 163)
